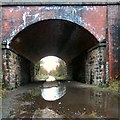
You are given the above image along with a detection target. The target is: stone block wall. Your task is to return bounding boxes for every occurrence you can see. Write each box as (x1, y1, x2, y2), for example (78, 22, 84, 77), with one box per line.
(2, 48, 31, 89)
(2, 49, 20, 89)
(85, 42, 106, 85)
(67, 43, 106, 85)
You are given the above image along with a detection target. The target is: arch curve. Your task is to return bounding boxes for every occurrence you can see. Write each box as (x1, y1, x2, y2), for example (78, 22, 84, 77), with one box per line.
(10, 19, 98, 64)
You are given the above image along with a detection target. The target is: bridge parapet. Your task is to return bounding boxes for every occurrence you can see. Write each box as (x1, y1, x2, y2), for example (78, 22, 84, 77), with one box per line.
(1, 0, 120, 4)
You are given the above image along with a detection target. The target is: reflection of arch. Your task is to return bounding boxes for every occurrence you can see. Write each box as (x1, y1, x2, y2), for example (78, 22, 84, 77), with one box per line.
(10, 19, 98, 64)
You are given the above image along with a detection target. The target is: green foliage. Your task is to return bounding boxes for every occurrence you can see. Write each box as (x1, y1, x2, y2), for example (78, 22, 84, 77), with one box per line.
(97, 75, 120, 92)
(108, 80, 120, 91)
(0, 82, 2, 89)
(34, 60, 48, 80)
(108, 75, 120, 91)
(34, 58, 67, 80)
(49, 59, 67, 80)
(34, 61, 40, 76)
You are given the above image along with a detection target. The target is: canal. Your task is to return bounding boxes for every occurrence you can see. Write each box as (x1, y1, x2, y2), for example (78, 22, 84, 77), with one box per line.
(2, 81, 119, 119)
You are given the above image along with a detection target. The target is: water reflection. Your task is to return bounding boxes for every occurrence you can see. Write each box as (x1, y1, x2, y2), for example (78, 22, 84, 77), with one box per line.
(40, 81, 66, 101)
(6, 81, 119, 119)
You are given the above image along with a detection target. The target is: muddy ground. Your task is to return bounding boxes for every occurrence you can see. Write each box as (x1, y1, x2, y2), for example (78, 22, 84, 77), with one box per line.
(2, 81, 120, 119)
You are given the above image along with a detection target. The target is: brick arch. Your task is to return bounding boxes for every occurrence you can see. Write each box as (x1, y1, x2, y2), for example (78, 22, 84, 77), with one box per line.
(2, 6, 106, 44)
(10, 19, 98, 64)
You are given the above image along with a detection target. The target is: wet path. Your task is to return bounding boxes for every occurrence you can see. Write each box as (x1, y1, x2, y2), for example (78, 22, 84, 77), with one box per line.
(2, 81, 119, 119)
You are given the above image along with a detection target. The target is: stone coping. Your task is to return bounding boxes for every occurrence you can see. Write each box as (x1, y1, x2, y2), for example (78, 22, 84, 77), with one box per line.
(0, 0, 120, 6)
(87, 42, 106, 53)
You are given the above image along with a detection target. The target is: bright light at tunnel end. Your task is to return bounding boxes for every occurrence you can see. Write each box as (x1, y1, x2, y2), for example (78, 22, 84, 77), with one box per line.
(40, 56, 60, 73)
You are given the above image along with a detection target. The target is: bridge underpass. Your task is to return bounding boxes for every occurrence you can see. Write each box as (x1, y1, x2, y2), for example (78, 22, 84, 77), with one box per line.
(2, 4, 120, 90)
(1, 3, 120, 119)
(7, 19, 100, 87)
(10, 19, 98, 63)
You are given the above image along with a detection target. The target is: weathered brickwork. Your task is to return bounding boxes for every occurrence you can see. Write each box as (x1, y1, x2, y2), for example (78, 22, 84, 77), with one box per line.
(108, 5, 120, 79)
(2, 6, 106, 44)
(2, 49, 20, 89)
(2, 48, 31, 89)
(85, 43, 106, 85)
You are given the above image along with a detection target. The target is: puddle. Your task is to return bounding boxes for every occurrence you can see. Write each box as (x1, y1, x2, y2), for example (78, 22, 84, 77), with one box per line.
(2, 81, 119, 119)
(41, 81, 66, 101)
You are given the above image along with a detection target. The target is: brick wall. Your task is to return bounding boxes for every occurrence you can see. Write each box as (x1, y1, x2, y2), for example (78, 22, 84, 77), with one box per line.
(2, 6, 106, 43)
(2, 48, 31, 89)
(108, 5, 120, 79)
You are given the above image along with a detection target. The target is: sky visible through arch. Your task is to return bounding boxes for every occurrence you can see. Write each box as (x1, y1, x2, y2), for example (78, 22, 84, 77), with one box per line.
(40, 56, 60, 73)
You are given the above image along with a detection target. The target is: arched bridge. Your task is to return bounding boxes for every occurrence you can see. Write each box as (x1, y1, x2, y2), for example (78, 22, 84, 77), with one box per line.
(10, 19, 98, 64)
(1, 2, 120, 89)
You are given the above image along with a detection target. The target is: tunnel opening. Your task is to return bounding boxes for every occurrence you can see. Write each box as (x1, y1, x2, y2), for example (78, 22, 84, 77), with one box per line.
(10, 19, 98, 64)
(34, 56, 67, 81)
(2, 19, 101, 89)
